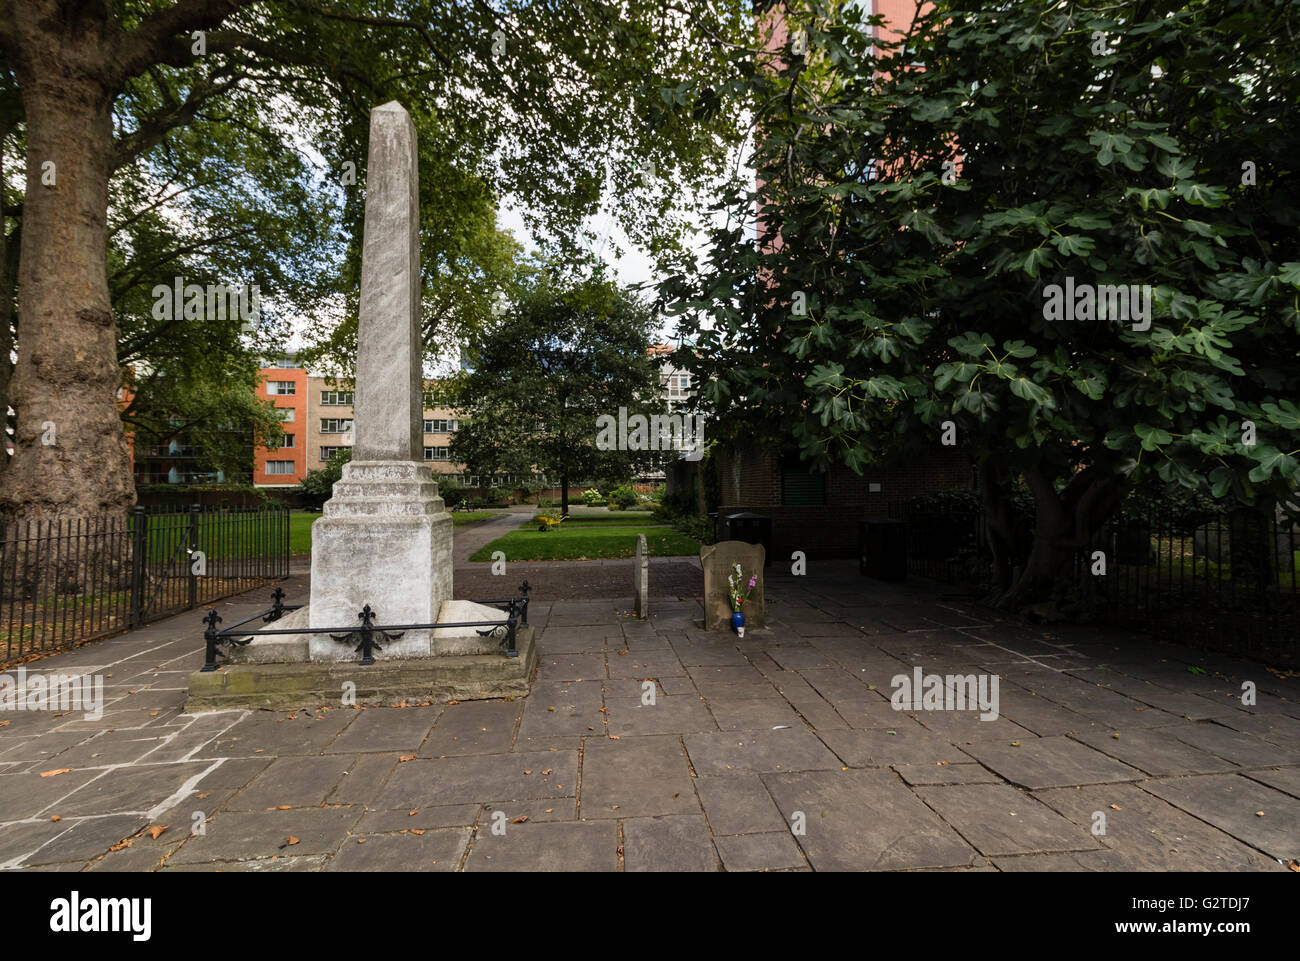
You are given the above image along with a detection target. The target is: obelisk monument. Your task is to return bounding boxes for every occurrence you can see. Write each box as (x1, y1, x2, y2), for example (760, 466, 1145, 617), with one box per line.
(308, 101, 453, 659)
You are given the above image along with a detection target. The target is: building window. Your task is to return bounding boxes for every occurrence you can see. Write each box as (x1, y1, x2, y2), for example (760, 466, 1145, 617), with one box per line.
(423, 446, 449, 461)
(268, 381, 296, 396)
(422, 390, 445, 409)
(273, 433, 296, 449)
(277, 407, 295, 423)
(265, 460, 295, 476)
(781, 458, 826, 506)
(320, 390, 354, 406)
(320, 446, 347, 462)
(423, 419, 458, 433)
(320, 418, 353, 434)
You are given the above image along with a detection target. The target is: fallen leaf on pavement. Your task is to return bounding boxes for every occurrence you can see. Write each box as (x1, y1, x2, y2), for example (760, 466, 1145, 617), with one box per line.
(147, 825, 167, 840)
(39, 768, 71, 778)
(287, 836, 300, 845)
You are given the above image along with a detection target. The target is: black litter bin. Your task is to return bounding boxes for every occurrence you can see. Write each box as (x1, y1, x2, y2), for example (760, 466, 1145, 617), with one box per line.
(859, 517, 907, 580)
(723, 511, 772, 567)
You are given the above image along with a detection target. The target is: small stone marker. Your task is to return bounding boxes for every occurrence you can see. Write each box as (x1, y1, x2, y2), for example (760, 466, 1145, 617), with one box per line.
(634, 533, 649, 619)
(701, 540, 765, 631)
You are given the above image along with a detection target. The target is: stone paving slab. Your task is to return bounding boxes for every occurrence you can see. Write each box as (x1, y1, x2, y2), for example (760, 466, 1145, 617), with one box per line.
(817, 726, 973, 768)
(1166, 722, 1300, 768)
(694, 774, 787, 836)
(623, 814, 718, 871)
(326, 706, 441, 753)
(1069, 727, 1239, 777)
(1241, 765, 1300, 799)
(1141, 773, 1299, 861)
(764, 769, 978, 871)
(167, 806, 363, 863)
(714, 831, 808, 871)
(683, 729, 842, 777)
(374, 752, 578, 808)
(579, 736, 698, 819)
(1033, 782, 1285, 871)
(462, 820, 618, 871)
(915, 783, 1102, 857)
(962, 735, 1146, 790)
(326, 829, 469, 871)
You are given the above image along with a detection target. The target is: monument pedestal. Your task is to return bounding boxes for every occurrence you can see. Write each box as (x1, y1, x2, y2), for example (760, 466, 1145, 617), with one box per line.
(183, 100, 537, 712)
(309, 461, 452, 661)
(187, 627, 538, 710)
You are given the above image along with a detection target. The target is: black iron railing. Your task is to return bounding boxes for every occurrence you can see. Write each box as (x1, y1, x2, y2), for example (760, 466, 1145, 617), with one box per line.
(201, 582, 531, 671)
(887, 502, 1299, 667)
(1, 504, 289, 663)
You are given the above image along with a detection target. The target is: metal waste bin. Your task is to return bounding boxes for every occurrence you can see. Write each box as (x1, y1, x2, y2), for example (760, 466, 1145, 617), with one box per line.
(859, 517, 907, 580)
(723, 511, 772, 566)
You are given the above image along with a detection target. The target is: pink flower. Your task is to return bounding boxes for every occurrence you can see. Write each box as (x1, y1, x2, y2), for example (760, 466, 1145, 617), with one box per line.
(748, 574, 757, 588)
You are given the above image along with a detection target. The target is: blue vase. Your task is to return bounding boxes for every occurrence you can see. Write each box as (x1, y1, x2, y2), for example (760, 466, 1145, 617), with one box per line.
(731, 610, 745, 634)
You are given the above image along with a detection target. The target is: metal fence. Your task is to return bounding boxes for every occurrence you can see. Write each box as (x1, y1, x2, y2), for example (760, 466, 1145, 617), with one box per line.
(888, 503, 1300, 667)
(1, 504, 288, 663)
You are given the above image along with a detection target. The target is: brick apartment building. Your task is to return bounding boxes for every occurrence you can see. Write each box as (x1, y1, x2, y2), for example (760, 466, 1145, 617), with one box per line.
(253, 358, 464, 487)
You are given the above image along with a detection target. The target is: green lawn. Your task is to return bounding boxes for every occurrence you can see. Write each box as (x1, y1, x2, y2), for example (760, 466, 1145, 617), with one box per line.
(538, 512, 661, 527)
(469, 522, 700, 561)
(289, 510, 498, 555)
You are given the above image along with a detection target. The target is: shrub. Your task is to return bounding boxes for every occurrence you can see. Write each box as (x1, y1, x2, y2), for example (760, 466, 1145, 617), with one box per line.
(482, 486, 511, 506)
(439, 481, 466, 507)
(581, 488, 603, 506)
(298, 448, 352, 510)
(608, 485, 639, 510)
(674, 514, 715, 545)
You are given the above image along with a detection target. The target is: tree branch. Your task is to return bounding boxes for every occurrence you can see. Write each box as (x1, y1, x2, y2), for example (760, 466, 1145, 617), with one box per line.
(111, 0, 258, 84)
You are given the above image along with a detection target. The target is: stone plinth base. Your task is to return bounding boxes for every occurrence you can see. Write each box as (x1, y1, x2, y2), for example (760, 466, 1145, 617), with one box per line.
(309, 460, 452, 660)
(186, 626, 536, 711)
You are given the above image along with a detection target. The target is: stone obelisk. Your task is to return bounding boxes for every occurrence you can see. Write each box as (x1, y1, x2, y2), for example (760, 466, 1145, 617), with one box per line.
(308, 101, 453, 660)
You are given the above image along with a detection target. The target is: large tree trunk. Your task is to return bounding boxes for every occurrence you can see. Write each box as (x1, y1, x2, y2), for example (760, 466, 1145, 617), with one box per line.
(560, 469, 569, 516)
(0, 3, 134, 524)
(0, 208, 14, 483)
(986, 463, 1129, 612)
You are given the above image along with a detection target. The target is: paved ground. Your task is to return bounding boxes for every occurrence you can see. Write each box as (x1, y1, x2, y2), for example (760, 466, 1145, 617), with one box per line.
(1, 558, 1297, 872)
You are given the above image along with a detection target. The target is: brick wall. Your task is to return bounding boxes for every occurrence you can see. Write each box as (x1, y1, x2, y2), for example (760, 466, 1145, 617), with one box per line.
(717, 444, 974, 559)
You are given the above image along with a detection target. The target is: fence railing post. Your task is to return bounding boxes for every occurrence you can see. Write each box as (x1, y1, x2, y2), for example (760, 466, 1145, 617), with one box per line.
(188, 503, 200, 611)
(129, 506, 148, 628)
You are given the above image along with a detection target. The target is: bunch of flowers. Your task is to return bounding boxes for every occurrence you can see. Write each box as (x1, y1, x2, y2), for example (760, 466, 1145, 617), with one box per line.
(728, 563, 757, 612)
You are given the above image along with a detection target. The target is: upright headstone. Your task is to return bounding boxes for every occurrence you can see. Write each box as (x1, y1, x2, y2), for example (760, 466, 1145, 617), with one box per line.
(634, 533, 649, 619)
(308, 102, 453, 660)
(701, 540, 765, 631)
